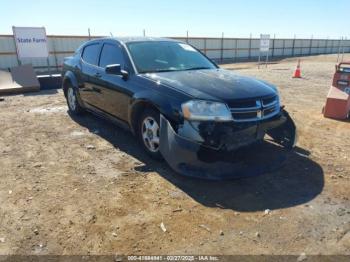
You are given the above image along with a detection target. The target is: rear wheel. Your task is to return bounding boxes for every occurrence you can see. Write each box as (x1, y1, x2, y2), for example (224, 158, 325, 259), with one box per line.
(66, 85, 84, 115)
(138, 109, 162, 160)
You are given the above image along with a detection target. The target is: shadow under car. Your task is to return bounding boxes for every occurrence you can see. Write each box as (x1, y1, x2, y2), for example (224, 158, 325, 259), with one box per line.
(69, 112, 324, 212)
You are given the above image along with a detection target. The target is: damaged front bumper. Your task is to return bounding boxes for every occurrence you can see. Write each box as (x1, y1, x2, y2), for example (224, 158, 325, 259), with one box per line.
(159, 109, 297, 179)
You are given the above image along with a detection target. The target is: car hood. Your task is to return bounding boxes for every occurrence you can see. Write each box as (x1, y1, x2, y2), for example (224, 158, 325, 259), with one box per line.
(142, 69, 277, 101)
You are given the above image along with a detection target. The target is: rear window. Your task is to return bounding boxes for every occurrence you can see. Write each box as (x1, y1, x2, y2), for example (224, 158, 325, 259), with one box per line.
(82, 44, 100, 65)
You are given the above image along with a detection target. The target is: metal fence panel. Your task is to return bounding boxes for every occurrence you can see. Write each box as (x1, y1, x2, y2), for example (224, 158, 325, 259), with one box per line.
(206, 50, 221, 59)
(223, 50, 234, 59)
(0, 34, 349, 71)
(0, 36, 16, 52)
(206, 39, 221, 49)
(223, 39, 235, 49)
(0, 55, 17, 68)
(188, 38, 205, 49)
(274, 39, 284, 48)
(236, 39, 249, 49)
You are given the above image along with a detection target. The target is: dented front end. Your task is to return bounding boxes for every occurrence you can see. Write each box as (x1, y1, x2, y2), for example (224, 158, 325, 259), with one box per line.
(159, 109, 297, 179)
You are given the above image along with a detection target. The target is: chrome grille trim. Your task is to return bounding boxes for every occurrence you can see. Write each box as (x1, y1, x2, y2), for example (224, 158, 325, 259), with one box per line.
(262, 100, 278, 107)
(230, 96, 279, 122)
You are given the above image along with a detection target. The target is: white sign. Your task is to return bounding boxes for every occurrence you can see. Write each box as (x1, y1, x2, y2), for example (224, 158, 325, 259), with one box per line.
(12, 26, 49, 59)
(260, 34, 270, 52)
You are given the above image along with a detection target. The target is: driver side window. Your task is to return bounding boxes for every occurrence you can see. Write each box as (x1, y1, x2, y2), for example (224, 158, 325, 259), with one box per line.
(99, 43, 124, 68)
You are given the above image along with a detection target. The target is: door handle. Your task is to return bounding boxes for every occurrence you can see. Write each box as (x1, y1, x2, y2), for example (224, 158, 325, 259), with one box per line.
(94, 72, 102, 78)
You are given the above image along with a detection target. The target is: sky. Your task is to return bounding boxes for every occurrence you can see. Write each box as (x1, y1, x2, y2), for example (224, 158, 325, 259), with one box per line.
(1, 0, 349, 39)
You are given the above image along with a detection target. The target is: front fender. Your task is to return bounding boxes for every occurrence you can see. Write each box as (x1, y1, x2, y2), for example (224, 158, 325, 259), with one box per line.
(129, 90, 182, 128)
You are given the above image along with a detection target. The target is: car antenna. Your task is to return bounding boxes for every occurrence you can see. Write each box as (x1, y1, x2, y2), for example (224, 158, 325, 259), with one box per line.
(110, 32, 114, 37)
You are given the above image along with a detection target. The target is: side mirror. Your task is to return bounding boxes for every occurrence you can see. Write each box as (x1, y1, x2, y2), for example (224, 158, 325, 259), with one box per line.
(105, 64, 129, 80)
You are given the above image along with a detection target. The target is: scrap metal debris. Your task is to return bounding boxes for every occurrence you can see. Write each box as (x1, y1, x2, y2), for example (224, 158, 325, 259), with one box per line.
(199, 224, 211, 232)
(297, 253, 307, 262)
(215, 203, 225, 209)
(160, 222, 167, 232)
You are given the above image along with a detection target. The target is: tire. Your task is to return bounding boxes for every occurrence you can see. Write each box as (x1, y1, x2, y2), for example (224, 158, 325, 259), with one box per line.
(137, 108, 163, 160)
(66, 85, 84, 115)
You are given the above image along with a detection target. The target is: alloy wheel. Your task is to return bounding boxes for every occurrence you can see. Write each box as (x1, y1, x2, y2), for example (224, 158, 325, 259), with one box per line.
(141, 116, 160, 153)
(67, 87, 77, 111)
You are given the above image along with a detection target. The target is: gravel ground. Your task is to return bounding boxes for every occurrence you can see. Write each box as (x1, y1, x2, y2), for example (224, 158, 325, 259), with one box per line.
(0, 54, 349, 256)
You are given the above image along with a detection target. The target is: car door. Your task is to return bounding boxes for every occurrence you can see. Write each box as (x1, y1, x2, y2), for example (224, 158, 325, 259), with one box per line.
(95, 42, 131, 121)
(79, 42, 102, 109)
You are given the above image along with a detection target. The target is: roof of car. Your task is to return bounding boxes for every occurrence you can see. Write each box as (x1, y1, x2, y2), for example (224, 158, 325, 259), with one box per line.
(100, 36, 182, 44)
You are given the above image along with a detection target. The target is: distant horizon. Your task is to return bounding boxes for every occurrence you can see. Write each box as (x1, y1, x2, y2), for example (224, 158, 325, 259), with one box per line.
(2, 0, 350, 39)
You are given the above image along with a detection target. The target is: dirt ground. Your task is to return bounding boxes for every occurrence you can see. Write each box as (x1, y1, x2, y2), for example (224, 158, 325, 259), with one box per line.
(0, 54, 349, 257)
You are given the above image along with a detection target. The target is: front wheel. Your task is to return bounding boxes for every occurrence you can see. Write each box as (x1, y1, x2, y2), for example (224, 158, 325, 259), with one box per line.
(138, 109, 163, 160)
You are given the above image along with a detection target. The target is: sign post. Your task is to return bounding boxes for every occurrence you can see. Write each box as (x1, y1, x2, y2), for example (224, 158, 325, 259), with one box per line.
(12, 26, 49, 74)
(259, 34, 270, 68)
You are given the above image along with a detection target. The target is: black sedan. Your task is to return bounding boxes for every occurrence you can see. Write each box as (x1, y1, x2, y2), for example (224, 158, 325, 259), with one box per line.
(62, 37, 297, 179)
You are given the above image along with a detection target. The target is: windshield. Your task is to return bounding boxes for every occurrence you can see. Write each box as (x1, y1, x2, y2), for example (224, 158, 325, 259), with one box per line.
(126, 41, 216, 73)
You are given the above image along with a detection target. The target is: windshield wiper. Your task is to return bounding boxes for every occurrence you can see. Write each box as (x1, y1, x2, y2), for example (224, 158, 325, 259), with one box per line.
(140, 69, 178, 74)
(140, 67, 211, 74)
(183, 67, 212, 71)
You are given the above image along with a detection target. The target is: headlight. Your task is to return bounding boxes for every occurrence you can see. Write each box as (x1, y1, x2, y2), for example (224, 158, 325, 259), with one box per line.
(181, 100, 232, 121)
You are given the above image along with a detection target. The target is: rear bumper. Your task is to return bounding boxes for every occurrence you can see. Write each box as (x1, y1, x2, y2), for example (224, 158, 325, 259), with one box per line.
(159, 110, 297, 179)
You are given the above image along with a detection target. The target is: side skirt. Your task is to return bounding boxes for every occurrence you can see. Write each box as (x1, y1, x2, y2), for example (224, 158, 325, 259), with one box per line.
(84, 103, 131, 132)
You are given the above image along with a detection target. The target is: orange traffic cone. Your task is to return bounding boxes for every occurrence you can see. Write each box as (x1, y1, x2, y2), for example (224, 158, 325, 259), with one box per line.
(293, 59, 302, 78)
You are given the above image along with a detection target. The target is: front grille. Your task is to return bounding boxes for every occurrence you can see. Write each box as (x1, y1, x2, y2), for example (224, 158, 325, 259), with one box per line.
(230, 96, 279, 122)
(263, 106, 276, 116)
(229, 100, 257, 108)
(232, 111, 258, 120)
(262, 96, 276, 106)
